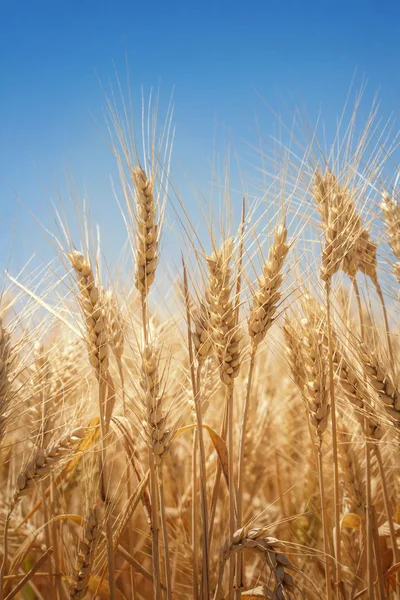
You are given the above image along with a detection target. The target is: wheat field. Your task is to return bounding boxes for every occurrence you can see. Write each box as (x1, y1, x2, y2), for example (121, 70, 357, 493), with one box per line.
(1, 90, 400, 600)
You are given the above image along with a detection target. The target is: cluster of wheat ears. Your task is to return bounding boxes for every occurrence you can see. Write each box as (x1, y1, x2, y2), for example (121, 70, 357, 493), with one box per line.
(2, 91, 400, 600)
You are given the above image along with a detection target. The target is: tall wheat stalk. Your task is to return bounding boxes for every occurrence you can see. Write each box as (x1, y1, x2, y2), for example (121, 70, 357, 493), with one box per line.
(302, 307, 333, 600)
(131, 164, 171, 600)
(235, 221, 289, 597)
(67, 251, 117, 600)
(314, 171, 349, 595)
(205, 238, 241, 599)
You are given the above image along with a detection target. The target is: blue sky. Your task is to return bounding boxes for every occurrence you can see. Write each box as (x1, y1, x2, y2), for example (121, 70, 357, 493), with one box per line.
(1, 0, 400, 273)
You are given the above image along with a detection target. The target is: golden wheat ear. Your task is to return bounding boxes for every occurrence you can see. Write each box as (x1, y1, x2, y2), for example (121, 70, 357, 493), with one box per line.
(0, 318, 12, 445)
(205, 238, 241, 385)
(381, 193, 400, 282)
(69, 506, 102, 600)
(132, 166, 159, 296)
(215, 527, 296, 599)
(67, 251, 109, 377)
(14, 427, 87, 506)
(248, 221, 290, 349)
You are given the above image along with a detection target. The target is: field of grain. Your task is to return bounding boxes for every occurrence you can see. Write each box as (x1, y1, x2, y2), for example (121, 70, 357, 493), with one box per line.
(0, 93, 400, 600)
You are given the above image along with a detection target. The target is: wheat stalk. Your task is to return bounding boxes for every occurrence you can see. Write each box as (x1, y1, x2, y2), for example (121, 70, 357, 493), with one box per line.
(205, 238, 241, 598)
(236, 221, 290, 596)
(301, 308, 332, 600)
(67, 250, 116, 600)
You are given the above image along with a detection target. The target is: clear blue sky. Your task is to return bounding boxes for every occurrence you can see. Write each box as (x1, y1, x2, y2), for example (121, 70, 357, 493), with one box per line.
(1, 0, 400, 272)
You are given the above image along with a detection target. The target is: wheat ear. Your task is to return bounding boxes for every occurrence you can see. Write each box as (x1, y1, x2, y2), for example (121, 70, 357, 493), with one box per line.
(214, 527, 295, 600)
(357, 329, 400, 572)
(69, 507, 101, 600)
(132, 165, 158, 295)
(0, 319, 12, 446)
(0, 427, 87, 598)
(338, 423, 365, 518)
(333, 344, 383, 439)
(68, 251, 109, 376)
(14, 427, 87, 505)
(358, 343, 400, 423)
(206, 239, 241, 386)
(314, 171, 355, 282)
(354, 338, 400, 596)
(381, 194, 400, 282)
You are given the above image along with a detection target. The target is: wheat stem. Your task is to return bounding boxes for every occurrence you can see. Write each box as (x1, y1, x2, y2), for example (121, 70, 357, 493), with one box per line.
(158, 470, 172, 600)
(325, 281, 342, 596)
(352, 275, 376, 600)
(0, 512, 11, 600)
(317, 443, 333, 600)
(195, 364, 210, 600)
(149, 451, 161, 599)
(192, 430, 199, 600)
(227, 382, 235, 600)
(208, 389, 229, 544)
(182, 256, 210, 599)
(374, 445, 400, 598)
(235, 349, 256, 597)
